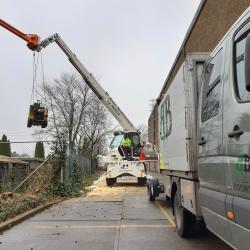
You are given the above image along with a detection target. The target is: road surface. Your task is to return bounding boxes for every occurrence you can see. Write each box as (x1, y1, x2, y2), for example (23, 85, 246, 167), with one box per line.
(0, 176, 231, 250)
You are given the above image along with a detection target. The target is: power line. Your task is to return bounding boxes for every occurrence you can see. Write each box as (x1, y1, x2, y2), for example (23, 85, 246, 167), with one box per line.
(0, 140, 54, 144)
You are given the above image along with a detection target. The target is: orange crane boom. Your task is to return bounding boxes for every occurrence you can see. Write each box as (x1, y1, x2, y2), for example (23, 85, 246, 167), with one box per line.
(0, 19, 39, 50)
(0, 19, 47, 128)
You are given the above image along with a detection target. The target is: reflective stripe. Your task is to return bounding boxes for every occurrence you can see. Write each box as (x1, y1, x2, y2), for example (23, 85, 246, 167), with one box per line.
(159, 152, 165, 169)
(122, 138, 132, 147)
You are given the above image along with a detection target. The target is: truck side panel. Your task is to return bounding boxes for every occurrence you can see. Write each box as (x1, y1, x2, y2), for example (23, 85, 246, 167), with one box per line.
(159, 55, 207, 173)
(159, 63, 189, 172)
(180, 179, 201, 215)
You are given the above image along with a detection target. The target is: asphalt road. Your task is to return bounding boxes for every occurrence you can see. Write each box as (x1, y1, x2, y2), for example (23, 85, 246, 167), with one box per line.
(0, 176, 231, 250)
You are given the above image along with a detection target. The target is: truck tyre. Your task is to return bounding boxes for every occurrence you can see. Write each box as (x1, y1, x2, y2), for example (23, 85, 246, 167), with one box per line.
(148, 181, 155, 201)
(138, 177, 147, 186)
(147, 178, 159, 201)
(106, 178, 116, 186)
(173, 191, 196, 237)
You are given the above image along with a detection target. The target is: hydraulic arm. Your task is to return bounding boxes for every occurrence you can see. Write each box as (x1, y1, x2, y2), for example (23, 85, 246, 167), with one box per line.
(0, 19, 39, 50)
(36, 33, 137, 132)
(0, 20, 136, 132)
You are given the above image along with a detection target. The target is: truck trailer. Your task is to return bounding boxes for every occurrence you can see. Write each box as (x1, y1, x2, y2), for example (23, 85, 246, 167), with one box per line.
(148, 7, 250, 249)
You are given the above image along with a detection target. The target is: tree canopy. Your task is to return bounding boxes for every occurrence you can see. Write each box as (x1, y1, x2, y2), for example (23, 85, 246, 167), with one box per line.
(34, 142, 45, 158)
(0, 134, 11, 157)
(38, 73, 113, 156)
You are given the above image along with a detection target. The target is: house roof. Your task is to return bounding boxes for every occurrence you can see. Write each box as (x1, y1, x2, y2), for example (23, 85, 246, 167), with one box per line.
(0, 155, 28, 165)
(13, 157, 45, 162)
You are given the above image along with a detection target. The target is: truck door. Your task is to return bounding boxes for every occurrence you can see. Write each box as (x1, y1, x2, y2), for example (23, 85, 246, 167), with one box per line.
(198, 47, 233, 243)
(223, 20, 250, 249)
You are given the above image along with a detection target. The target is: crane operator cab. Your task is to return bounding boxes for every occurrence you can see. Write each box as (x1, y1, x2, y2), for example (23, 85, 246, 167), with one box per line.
(27, 101, 48, 128)
(110, 131, 141, 160)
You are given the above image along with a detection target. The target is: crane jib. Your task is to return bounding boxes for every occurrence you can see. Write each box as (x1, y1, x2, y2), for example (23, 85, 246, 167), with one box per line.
(37, 33, 137, 131)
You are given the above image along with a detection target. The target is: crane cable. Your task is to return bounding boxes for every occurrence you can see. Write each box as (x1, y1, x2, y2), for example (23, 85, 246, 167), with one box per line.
(30, 52, 40, 104)
(40, 52, 47, 104)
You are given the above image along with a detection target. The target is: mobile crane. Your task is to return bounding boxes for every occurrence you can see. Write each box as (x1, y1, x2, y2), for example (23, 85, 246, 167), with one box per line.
(0, 19, 153, 186)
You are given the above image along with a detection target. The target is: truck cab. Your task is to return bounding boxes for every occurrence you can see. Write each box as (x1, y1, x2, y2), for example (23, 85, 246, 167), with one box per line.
(198, 8, 250, 249)
(148, 7, 250, 249)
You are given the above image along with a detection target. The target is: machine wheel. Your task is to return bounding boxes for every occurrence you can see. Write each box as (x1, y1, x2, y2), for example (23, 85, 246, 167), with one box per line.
(138, 177, 147, 186)
(106, 178, 116, 186)
(41, 121, 48, 128)
(173, 190, 196, 237)
(27, 119, 32, 128)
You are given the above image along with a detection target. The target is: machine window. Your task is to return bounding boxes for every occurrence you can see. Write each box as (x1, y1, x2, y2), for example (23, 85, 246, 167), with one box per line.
(132, 134, 140, 146)
(110, 134, 124, 148)
(201, 49, 223, 122)
(234, 31, 250, 101)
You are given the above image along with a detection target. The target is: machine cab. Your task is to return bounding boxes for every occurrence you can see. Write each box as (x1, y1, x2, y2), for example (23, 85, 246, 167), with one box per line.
(110, 131, 142, 160)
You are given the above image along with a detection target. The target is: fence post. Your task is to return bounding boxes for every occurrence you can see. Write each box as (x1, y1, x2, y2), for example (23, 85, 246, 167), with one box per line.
(60, 163, 64, 183)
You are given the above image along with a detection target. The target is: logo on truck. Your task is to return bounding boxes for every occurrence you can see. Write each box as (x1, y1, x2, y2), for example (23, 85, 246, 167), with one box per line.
(160, 94, 172, 140)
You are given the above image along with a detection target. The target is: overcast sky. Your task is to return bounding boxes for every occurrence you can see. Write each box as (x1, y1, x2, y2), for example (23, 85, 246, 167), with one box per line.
(0, 0, 200, 153)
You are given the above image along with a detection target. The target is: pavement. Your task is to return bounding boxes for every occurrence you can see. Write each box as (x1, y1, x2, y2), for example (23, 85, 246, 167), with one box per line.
(0, 175, 231, 250)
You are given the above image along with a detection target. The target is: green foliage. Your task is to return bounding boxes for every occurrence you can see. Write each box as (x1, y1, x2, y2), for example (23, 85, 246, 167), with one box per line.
(34, 141, 45, 158)
(0, 185, 56, 222)
(0, 134, 11, 157)
(72, 160, 82, 187)
(0, 182, 13, 193)
(0, 171, 100, 223)
(49, 134, 68, 187)
(55, 161, 83, 197)
(56, 180, 75, 197)
(0, 196, 39, 222)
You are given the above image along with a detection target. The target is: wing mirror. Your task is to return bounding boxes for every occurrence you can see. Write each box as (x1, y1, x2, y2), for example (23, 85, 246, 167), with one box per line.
(245, 33, 250, 91)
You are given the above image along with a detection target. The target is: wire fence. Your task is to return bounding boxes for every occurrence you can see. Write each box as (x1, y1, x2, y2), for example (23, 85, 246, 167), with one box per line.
(65, 150, 95, 178)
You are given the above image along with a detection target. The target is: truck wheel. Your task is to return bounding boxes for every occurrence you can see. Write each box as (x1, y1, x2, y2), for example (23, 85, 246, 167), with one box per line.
(106, 178, 116, 186)
(173, 191, 196, 237)
(147, 179, 159, 201)
(138, 177, 147, 186)
(148, 182, 155, 201)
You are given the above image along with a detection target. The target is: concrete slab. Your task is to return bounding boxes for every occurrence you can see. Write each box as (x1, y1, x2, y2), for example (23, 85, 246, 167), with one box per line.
(117, 226, 229, 250)
(123, 194, 168, 220)
(0, 175, 231, 250)
(30, 201, 122, 221)
(0, 221, 117, 250)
